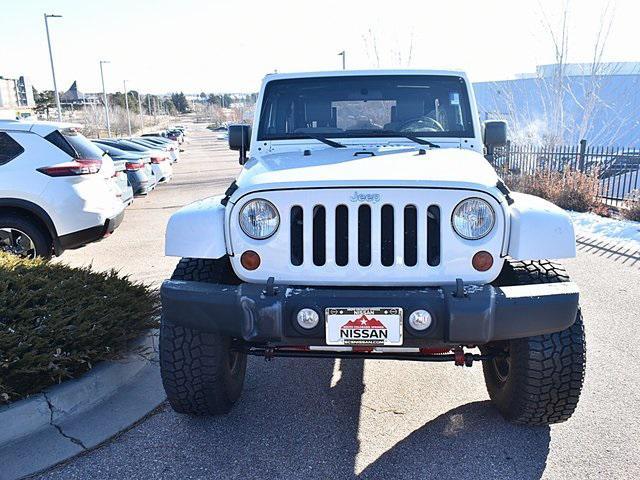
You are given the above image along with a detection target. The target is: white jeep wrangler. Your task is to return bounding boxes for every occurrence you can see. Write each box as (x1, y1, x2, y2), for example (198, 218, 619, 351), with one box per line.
(160, 70, 585, 425)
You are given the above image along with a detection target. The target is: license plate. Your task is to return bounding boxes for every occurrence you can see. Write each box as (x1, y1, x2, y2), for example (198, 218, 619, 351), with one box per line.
(325, 307, 403, 346)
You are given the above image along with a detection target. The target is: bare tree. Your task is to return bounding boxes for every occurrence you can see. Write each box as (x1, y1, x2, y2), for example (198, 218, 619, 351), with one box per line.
(362, 27, 415, 68)
(79, 102, 165, 138)
(483, 1, 638, 147)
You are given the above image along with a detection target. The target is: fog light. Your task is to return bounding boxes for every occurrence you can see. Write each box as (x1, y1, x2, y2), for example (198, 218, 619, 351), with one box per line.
(472, 251, 494, 271)
(240, 250, 261, 270)
(296, 308, 319, 329)
(409, 310, 432, 331)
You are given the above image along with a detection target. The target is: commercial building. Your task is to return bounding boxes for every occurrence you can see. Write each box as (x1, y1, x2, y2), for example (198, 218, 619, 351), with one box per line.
(0, 75, 35, 108)
(473, 62, 640, 146)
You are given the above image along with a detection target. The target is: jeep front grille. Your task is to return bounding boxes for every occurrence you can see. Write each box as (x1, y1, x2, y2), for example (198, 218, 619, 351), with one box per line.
(289, 204, 441, 268)
(230, 188, 505, 286)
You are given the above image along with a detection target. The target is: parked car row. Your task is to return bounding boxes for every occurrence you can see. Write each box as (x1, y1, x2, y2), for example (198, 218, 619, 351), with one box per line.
(0, 119, 187, 259)
(92, 135, 178, 197)
(142, 126, 185, 144)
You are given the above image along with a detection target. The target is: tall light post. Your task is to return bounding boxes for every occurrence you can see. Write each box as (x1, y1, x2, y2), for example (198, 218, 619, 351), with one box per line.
(123, 80, 132, 136)
(138, 91, 144, 133)
(99, 61, 111, 136)
(44, 14, 63, 121)
(338, 50, 346, 70)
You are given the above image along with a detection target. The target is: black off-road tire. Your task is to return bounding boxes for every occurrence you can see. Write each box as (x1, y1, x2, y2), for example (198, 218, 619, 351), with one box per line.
(170, 257, 240, 284)
(0, 213, 53, 259)
(160, 258, 246, 415)
(483, 260, 586, 425)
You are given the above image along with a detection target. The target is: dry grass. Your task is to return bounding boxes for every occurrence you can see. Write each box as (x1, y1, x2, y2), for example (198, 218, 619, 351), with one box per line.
(621, 190, 640, 221)
(504, 170, 599, 212)
(589, 202, 613, 218)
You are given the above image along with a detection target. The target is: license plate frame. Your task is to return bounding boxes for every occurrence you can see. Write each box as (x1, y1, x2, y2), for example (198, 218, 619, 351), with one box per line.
(325, 307, 403, 346)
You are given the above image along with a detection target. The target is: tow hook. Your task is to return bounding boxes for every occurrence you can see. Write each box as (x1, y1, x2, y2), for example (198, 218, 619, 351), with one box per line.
(453, 346, 475, 367)
(264, 347, 275, 361)
(264, 276, 277, 297)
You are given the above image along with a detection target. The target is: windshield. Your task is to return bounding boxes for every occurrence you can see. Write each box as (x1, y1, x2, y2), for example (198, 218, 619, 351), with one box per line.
(257, 75, 474, 141)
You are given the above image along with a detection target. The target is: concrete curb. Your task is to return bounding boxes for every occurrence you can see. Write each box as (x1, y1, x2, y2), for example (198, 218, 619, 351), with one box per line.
(0, 330, 166, 480)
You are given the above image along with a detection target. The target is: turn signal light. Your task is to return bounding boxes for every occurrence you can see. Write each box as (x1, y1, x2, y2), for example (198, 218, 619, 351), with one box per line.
(240, 250, 261, 270)
(472, 251, 494, 271)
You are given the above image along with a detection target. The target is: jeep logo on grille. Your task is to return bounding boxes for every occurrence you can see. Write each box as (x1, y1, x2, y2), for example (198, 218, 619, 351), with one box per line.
(350, 191, 381, 203)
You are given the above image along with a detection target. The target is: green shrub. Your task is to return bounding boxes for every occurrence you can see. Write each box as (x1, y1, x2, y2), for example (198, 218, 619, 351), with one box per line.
(0, 253, 159, 404)
(505, 170, 598, 212)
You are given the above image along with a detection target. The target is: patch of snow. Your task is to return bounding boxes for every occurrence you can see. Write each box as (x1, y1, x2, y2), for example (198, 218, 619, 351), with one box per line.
(567, 211, 640, 251)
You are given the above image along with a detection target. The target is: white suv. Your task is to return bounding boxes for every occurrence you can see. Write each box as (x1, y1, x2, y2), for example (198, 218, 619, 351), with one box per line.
(0, 120, 125, 258)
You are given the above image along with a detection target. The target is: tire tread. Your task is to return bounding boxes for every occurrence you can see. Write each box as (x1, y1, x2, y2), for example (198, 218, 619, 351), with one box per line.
(485, 259, 586, 425)
(161, 257, 245, 415)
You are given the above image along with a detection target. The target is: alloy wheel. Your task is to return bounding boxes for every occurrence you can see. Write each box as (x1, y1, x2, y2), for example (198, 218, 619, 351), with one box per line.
(0, 228, 37, 259)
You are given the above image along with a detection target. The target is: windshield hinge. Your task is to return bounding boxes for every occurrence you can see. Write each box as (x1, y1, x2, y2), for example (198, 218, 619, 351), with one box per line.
(221, 181, 238, 206)
(496, 180, 514, 205)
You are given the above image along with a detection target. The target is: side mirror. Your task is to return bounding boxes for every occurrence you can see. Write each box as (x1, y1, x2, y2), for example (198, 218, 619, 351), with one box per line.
(228, 124, 251, 164)
(483, 120, 507, 148)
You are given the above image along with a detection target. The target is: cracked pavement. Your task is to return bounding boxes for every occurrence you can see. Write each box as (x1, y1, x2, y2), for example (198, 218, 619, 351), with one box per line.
(42, 392, 88, 451)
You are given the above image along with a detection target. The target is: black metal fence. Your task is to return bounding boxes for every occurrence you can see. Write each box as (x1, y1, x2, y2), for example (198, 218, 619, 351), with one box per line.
(488, 140, 640, 206)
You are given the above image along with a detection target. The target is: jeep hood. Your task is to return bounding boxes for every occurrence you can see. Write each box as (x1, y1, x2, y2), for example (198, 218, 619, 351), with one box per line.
(234, 146, 500, 195)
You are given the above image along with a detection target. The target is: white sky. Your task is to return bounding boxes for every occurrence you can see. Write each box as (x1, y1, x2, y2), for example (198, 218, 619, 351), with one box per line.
(1, 0, 638, 94)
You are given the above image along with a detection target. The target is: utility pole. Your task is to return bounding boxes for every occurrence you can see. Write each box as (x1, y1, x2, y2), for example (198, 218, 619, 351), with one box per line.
(138, 92, 144, 133)
(338, 50, 346, 70)
(99, 60, 111, 136)
(44, 14, 63, 121)
(123, 80, 132, 136)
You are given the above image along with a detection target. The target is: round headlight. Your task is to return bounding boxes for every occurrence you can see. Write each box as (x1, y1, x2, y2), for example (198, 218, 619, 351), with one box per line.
(239, 199, 280, 239)
(451, 198, 495, 240)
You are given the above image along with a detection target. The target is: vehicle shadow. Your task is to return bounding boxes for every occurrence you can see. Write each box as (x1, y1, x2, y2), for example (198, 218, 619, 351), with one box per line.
(170, 356, 366, 479)
(357, 401, 550, 480)
(170, 357, 550, 480)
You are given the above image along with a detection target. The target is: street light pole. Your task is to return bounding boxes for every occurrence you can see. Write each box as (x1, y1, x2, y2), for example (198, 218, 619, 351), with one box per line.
(44, 14, 63, 121)
(99, 61, 111, 136)
(123, 80, 132, 136)
(138, 92, 144, 133)
(338, 50, 346, 70)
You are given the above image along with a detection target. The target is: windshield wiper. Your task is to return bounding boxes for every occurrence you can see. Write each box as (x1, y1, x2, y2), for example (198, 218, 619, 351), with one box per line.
(303, 134, 346, 148)
(393, 132, 440, 148)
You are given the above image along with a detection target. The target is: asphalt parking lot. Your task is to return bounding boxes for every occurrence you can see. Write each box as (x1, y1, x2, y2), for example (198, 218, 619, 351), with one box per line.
(41, 122, 640, 479)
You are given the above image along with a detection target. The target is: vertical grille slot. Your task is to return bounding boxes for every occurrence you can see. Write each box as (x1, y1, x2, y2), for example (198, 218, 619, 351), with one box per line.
(403, 205, 417, 266)
(358, 205, 371, 266)
(427, 205, 441, 266)
(290, 206, 303, 266)
(335, 205, 349, 266)
(381, 204, 394, 266)
(312, 206, 326, 266)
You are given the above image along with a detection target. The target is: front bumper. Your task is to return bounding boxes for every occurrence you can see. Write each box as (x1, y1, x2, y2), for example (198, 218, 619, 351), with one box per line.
(161, 280, 579, 346)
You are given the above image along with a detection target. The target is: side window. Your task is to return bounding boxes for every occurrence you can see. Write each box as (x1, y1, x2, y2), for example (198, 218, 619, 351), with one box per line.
(0, 132, 25, 165)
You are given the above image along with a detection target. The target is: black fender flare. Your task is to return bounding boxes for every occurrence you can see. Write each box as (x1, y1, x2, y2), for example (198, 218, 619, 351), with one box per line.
(0, 198, 61, 254)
